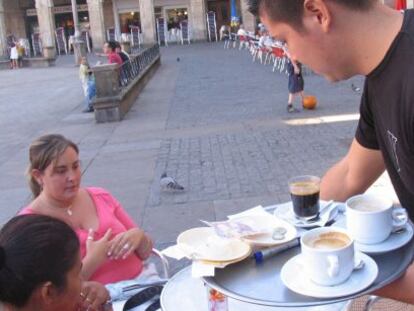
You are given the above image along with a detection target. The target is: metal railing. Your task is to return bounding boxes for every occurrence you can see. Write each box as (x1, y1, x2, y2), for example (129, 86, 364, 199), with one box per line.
(119, 44, 160, 88)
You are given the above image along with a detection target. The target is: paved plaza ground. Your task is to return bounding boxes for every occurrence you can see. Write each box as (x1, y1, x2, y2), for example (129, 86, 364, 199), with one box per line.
(0, 42, 395, 274)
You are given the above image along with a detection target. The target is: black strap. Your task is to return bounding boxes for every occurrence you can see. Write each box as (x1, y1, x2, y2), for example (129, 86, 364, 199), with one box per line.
(123, 286, 163, 311)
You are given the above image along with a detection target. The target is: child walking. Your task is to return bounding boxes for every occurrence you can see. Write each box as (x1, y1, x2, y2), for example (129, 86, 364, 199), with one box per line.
(79, 57, 96, 113)
(9, 43, 18, 69)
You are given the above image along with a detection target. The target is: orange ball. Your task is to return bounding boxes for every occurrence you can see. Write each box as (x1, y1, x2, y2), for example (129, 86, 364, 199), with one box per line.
(303, 95, 318, 110)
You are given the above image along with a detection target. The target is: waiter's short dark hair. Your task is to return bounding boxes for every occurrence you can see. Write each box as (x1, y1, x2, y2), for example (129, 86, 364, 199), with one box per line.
(247, 0, 376, 28)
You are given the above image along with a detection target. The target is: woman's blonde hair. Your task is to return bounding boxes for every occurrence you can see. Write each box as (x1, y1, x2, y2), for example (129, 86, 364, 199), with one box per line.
(27, 134, 79, 198)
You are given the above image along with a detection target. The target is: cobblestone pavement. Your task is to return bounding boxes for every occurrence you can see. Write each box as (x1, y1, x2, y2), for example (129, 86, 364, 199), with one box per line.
(149, 124, 355, 208)
(0, 42, 394, 275)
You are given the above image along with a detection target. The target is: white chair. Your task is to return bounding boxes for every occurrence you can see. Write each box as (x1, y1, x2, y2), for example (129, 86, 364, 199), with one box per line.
(180, 21, 191, 45)
(238, 35, 249, 50)
(156, 18, 168, 47)
(19, 38, 31, 57)
(31, 33, 42, 56)
(55, 27, 68, 55)
(130, 26, 141, 49)
(81, 30, 91, 53)
(107, 27, 116, 41)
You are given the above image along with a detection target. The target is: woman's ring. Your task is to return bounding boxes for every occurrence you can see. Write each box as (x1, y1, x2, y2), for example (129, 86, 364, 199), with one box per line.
(86, 297, 92, 303)
(123, 243, 130, 250)
(80, 292, 85, 298)
(87, 236, 93, 241)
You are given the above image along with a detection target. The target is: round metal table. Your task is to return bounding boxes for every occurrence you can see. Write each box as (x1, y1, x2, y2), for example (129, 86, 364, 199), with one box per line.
(202, 210, 414, 308)
(160, 266, 347, 311)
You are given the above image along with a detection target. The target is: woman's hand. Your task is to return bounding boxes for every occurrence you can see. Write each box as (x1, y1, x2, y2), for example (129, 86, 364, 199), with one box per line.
(136, 233, 153, 260)
(108, 228, 144, 260)
(85, 228, 112, 265)
(81, 229, 112, 280)
(80, 281, 111, 311)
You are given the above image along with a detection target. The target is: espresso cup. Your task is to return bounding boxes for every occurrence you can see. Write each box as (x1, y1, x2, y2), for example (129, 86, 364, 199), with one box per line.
(301, 227, 355, 286)
(346, 194, 408, 245)
(289, 175, 320, 220)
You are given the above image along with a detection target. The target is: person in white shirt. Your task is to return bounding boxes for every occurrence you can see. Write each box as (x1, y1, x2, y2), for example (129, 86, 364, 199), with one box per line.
(237, 25, 247, 36)
(9, 43, 18, 69)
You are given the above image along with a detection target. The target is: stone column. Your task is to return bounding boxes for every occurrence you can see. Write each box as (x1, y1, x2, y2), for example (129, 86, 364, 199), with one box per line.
(190, 0, 207, 41)
(112, 0, 121, 40)
(240, 0, 255, 33)
(71, 0, 86, 64)
(139, 0, 156, 44)
(408, 0, 414, 8)
(87, 0, 106, 51)
(36, 0, 56, 50)
(0, 0, 7, 58)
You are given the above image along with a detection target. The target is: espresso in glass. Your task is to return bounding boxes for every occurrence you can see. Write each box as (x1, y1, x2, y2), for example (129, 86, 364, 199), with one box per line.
(289, 176, 320, 220)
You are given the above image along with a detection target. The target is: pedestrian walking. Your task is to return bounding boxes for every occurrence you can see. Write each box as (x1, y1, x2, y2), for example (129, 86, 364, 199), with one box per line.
(16, 42, 25, 68)
(286, 58, 304, 113)
(9, 43, 18, 69)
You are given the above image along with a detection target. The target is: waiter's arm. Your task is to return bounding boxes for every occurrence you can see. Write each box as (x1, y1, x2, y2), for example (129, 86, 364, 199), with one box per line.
(320, 139, 385, 201)
(373, 264, 414, 304)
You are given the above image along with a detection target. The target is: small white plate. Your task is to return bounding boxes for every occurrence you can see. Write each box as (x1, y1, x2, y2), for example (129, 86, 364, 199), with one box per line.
(177, 227, 251, 262)
(333, 218, 414, 254)
(281, 252, 378, 298)
(273, 201, 341, 228)
(236, 215, 297, 247)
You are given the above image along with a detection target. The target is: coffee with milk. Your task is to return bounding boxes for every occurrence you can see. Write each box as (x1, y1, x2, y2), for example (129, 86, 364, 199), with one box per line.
(301, 228, 355, 286)
(346, 194, 408, 244)
(309, 232, 350, 250)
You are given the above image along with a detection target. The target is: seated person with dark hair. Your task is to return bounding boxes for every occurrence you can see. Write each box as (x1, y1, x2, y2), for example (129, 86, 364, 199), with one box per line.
(115, 42, 130, 63)
(0, 214, 110, 311)
(102, 41, 123, 65)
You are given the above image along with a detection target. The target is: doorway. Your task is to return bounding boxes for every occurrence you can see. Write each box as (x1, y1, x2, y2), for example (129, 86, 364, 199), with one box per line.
(207, 0, 229, 33)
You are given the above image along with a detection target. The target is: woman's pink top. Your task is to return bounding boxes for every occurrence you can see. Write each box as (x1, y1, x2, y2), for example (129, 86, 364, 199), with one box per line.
(19, 187, 143, 284)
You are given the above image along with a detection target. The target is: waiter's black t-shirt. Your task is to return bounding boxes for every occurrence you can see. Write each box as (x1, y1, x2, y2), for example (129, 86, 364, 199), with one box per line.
(356, 10, 414, 220)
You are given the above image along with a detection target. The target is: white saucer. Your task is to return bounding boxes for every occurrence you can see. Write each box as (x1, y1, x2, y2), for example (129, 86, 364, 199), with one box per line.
(177, 227, 251, 262)
(281, 252, 378, 298)
(333, 218, 414, 254)
(273, 201, 341, 228)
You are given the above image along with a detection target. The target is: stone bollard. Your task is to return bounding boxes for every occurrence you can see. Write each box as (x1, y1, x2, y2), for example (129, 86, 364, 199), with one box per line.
(73, 39, 87, 65)
(90, 63, 121, 122)
(91, 63, 120, 97)
(42, 46, 56, 59)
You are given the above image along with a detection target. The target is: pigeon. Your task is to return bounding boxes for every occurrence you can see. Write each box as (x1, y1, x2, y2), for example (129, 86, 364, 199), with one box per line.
(351, 83, 361, 93)
(176, 57, 180, 62)
(160, 173, 185, 191)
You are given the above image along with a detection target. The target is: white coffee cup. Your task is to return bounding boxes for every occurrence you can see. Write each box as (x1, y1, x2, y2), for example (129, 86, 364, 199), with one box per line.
(301, 227, 355, 286)
(346, 194, 408, 245)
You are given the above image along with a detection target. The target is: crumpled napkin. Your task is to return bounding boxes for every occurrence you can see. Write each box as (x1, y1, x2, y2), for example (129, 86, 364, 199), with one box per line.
(162, 206, 273, 277)
(161, 243, 248, 277)
(201, 206, 274, 239)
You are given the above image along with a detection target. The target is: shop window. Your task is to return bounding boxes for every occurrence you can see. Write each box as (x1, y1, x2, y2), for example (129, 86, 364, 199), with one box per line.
(119, 11, 140, 33)
(166, 8, 188, 30)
